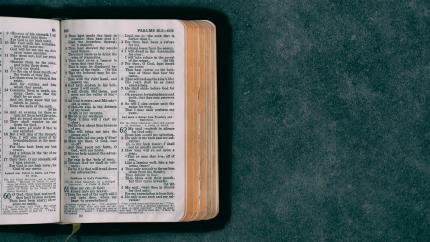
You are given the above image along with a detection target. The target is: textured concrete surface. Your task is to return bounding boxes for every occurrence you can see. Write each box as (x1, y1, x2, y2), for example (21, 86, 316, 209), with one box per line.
(0, 0, 430, 241)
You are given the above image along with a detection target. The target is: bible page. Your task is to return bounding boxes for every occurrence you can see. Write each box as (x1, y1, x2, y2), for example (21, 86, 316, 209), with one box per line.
(61, 20, 185, 223)
(0, 17, 61, 225)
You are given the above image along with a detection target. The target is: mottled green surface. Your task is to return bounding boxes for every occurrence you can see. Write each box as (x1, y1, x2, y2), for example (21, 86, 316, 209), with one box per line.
(0, 0, 430, 241)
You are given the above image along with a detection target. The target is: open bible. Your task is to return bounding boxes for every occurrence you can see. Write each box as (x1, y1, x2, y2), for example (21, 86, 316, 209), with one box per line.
(0, 17, 218, 224)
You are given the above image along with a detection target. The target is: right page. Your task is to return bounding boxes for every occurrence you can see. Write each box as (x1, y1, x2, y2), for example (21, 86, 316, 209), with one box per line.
(60, 20, 185, 223)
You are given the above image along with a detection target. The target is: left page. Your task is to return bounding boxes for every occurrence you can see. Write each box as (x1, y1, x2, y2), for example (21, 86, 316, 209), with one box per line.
(0, 17, 61, 225)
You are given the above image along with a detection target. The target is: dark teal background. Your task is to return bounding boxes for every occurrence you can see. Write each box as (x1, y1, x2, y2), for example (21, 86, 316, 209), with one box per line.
(0, 0, 430, 241)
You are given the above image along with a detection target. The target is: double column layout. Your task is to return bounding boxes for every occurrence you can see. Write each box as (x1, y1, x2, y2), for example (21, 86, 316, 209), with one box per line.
(62, 29, 179, 217)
